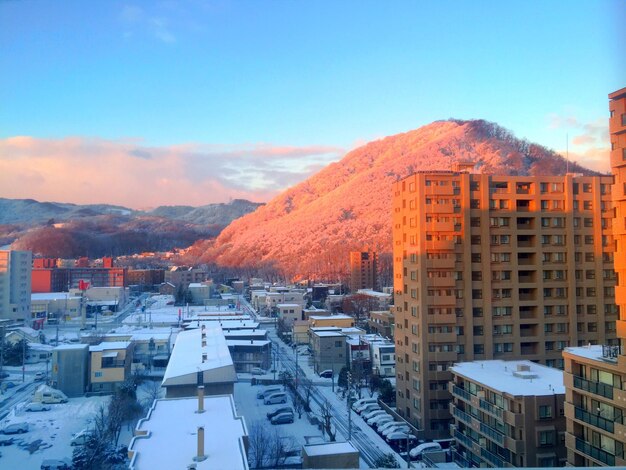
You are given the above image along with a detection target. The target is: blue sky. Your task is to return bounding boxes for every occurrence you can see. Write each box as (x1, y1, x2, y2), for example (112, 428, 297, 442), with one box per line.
(0, 1, 624, 207)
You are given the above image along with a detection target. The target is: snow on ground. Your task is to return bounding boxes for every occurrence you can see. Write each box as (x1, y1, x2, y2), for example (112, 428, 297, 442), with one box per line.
(0, 395, 110, 469)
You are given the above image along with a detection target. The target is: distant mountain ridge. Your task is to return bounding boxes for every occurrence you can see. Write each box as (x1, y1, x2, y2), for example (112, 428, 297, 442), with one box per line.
(190, 119, 597, 278)
(0, 198, 263, 258)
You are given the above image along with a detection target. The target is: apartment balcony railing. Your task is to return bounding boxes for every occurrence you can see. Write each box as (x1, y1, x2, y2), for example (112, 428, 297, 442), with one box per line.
(480, 446, 507, 468)
(575, 437, 616, 466)
(452, 407, 473, 426)
(573, 375, 614, 400)
(574, 406, 615, 433)
(479, 398, 503, 419)
(480, 422, 505, 445)
(452, 384, 472, 402)
(454, 429, 474, 449)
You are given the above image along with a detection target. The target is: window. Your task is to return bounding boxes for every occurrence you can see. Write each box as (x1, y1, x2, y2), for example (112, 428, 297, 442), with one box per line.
(539, 430, 555, 446)
(335, 341, 342, 347)
(474, 344, 484, 354)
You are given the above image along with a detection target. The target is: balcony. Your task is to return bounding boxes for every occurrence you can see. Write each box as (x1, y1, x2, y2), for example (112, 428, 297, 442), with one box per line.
(454, 429, 474, 449)
(574, 406, 615, 433)
(575, 437, 616, 466)
(573, 375, 614, 399)
(479, 398, 503, 419)
(479, 422, 505, 445)
(452, 406, 473, 427)
(480, 446, 508, 468)
(451, 384, 472, 402)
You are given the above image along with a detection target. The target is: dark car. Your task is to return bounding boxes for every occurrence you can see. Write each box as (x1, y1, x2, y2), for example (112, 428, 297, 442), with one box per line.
(40, 459, 72, 470)
(0, 437, 14, 446)
(270, 412, 294, 425)
(319, 370, 333, 378)
(267, 406, 294, 420)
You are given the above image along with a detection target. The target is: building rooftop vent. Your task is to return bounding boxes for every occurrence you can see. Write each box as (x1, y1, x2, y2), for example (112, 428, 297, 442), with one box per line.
(512, 364, 539, 380)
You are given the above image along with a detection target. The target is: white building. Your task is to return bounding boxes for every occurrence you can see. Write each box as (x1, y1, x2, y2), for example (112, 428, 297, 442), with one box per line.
(0, 250, 32, 322)
(162, 326, 236, 398)
(276, 303, 302, 327)
(369, 340, 395, 377)
(129, 391, 248, 470)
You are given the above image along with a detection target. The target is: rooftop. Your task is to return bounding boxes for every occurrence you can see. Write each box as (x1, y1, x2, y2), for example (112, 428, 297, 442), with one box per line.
(309, 314, 353, 321)
(162, 327, 235, 387)
(31, 293, 81, 301)
(356, 289, 392, 298)
(303, 441, 358, 457)
(450, 360, 565, 396)
(89, 341, 131, 352)
(129, 395, 248, 470)
(564, 344, 622, 364)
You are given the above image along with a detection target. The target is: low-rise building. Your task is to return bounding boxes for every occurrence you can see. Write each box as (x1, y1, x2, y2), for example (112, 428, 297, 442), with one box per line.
(31, 292, 82, 323)
(162, 326, 236, 398)
(369, 340, 395, 378)
(309, 314, 354, 329)
(189, 282, 214, 305)
(562, 344, 626, 467)
(292, 320, 310, 345)
(129, 389, 249, 470)
(310, 329, 347, 375)
(89, 341, 133, 392)
(277, 303, 302, 327)
(302, 441, 359, 469)
(367, 310, 394, 339)
(51, 344, 89, 397)
(450, 360, 566, 468)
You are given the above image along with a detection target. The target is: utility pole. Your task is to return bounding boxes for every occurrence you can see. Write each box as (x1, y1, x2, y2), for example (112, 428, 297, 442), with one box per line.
(347, 371, 352, 441)
(22, 338, 26, 382)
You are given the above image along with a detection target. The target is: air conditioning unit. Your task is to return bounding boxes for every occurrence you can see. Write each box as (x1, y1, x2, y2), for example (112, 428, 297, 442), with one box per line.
(479, 438, 487, 446)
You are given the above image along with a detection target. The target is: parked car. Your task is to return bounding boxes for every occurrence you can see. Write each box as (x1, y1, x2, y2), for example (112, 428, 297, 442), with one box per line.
(25, 402, 51, 412)
(270, 412, 294, 425)
(365, 410, 389, 424)
(387, 432, 417, 450)
(409, 442, 442, 460)
(250, 367, 266, 375)
(378, 421, 402, 434)
(0, 372, 8, 379)
(71, 429, 94, 446)
(351, 398, 377, 411)
(382, 425, 410, 438)
(1, 423, 29, 434)
(264, 392, 287, 405)
(371, 415, 394, 429)
(363, 409, 387, 421)
(34, 372, 46, 381)
(267, 406, 294, 420)
(256, 387, 281, 399)
(2, 381, 16, 389)
(319, 370, 333, 378)
(356, 402, 380, 414)
(40, 458, 72, 470)
(0, 437, 14, 446)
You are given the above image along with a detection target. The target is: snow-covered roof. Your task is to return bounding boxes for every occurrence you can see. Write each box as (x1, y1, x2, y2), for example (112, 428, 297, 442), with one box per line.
(356, 289, 392, 298)
(303, 441, 358, 457)
(89, 341, 131, 352)
(31, 293, 80, 301)
(450, 360, 565, 396)
(54, 344, 88, 351)
(563, 344, 608, 362)
(341, 327, 366, 336)
(225, 340, 271, 347)
(129, 395, 248, 470)
(162, 327, 235, 387)
(309, 314, 352, 321)
(312, 331, 345, 338)
(222, 330, 267, 338)
(277, 303, 301, 308)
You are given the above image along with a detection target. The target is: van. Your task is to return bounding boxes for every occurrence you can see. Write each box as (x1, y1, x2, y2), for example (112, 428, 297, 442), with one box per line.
(264, 392, 287, 405)
(256, 387, 281, 400)
(409, 442, 442, 460)
(33, 386, 68, 404)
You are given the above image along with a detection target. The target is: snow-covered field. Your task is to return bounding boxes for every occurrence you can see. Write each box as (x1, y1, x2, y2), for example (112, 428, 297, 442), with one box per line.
(0, 395, 110, 469)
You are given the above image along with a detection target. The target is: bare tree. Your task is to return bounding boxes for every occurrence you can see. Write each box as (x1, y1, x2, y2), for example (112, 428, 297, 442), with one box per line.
(318, 400, 336, 442)
(268, 431, 294, 468)
(300, 378, 313, 412)
(248, 421, 271, 468)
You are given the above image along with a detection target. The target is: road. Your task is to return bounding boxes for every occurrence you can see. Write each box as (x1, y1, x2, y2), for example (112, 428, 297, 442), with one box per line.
(268, 330, 395, 468)
(0, 381, 38, 421)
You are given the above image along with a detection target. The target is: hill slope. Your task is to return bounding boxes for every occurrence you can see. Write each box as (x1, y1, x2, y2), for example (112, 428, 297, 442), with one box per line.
(192, 119, 596, 278)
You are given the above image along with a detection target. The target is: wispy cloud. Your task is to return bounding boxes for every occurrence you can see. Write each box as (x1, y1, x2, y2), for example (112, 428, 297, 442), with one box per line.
(119, 4, 177, 43)
(546, 113, 610, 173)
(0, 136, 343, 208)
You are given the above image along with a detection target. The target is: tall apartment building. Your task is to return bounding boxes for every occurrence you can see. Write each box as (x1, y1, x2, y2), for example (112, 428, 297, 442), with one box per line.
(561, 87, 626, 467)
(393, 169, 617, 439)
(0, 250, 32, 321)
(349, 250, 378, 293)
(450, 360, 566, 468)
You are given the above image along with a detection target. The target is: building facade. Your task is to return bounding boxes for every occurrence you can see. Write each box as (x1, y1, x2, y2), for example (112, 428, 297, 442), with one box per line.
(350, 251, 378, 293)
(450, 360, 566, 468)
(561, 86, 626, 468)
(393, 170, 617, 438)
(0, 250, 32, 321)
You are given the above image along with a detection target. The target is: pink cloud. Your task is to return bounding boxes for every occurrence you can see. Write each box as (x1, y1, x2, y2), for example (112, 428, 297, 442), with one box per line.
(0, 136, 343, 209)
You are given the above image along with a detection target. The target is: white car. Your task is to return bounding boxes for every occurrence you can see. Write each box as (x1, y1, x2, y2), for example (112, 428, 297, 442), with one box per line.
(371, 415, 394, 428)
(382, 425, 410, 438)
(366, 411, 390, 425)
(356, 403, 380, 414)
(410, 442, 442, 459)
(351, 398, 377, 411)
(25, 402, 51, 412)
(378, 421, 401, 434)
(363, 409, 387, 422)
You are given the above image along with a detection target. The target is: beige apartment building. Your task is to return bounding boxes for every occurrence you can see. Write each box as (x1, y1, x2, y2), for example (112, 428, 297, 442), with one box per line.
(349, 250, 378, 293)
(0, 250, 32, 322)
(560, 87, 626, 467)
(393, 168, 617, 439)
(450, 360, 566, 468)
